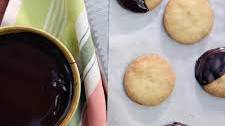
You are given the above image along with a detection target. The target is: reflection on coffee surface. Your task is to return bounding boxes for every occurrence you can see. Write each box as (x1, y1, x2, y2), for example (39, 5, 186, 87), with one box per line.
(0, 32, 73, 126)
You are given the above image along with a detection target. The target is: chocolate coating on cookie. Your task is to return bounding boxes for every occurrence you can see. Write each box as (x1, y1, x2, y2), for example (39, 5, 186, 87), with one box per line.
(117, 0, 149, 13)
(165, 122, 188, 126)
(195, 47, 225, 86)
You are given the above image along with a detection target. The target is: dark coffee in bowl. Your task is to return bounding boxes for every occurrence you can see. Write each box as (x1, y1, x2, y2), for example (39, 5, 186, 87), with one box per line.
(0, 32, 73, 126)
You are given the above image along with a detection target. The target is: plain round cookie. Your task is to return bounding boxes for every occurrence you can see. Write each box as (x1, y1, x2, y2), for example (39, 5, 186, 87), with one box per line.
(164, 0, 214, 44)
(124, 55, 176, 106)
(145, 0, 162, 10)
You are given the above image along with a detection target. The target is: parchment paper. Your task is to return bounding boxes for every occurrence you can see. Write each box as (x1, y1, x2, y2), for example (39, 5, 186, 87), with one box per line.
(108, 0, 225, 125)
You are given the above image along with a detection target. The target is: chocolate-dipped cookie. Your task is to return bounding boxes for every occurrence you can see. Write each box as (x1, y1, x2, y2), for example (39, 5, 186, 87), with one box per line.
(195, 47, 225, 98)
(165, 122, 188, 126)
(118, 0, 162, 13)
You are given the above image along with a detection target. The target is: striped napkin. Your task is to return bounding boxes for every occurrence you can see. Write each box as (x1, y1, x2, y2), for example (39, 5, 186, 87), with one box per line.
(1, 0, 107, 126)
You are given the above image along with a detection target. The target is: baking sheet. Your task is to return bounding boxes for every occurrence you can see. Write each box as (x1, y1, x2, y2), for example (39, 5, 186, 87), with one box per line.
(108, 0, 225, 125)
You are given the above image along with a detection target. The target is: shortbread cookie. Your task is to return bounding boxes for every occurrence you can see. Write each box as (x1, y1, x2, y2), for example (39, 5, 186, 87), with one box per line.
(195, 47, 225, 98)
(145, 0, 162, 10)
(124, 54, 176, 106)
(165, 122, 188, 126)
(118, 0, 162, 13)
(164, 0, 214, 44)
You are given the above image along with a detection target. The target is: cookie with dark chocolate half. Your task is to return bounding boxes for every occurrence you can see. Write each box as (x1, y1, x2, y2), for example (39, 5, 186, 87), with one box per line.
(195, 47, 225, 98)
(118, 0, 162, 13)
(165, 122, 188, 126)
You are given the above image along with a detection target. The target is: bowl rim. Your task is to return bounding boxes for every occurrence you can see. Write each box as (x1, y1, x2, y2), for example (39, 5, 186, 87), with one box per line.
(0, 26, 81, 126)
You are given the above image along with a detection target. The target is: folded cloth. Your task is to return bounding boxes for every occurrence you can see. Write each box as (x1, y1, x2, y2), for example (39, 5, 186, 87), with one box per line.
(85, 0, 109, 86)
(1, 0, 107, 126)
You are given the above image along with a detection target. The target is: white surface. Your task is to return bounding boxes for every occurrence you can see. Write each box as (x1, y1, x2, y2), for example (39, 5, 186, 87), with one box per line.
(108, 0, 225, 125)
